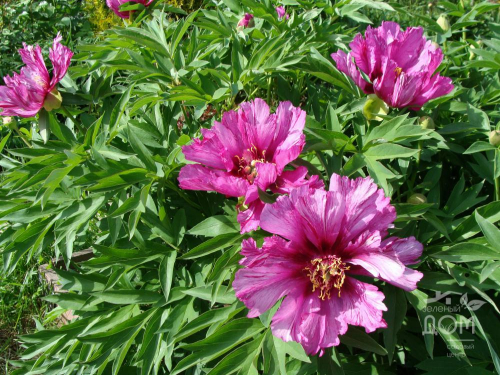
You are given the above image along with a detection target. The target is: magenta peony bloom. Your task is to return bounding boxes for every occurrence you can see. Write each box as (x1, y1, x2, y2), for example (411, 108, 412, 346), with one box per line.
(0, 34, 73, 118)
(178, 99, 322, 233)
(331, 21, 454, 109)
(276, 6, 289, 20)
(233, 174, 424, 355)
(238, 13, 254, 28)
(106, 0, 153, 19)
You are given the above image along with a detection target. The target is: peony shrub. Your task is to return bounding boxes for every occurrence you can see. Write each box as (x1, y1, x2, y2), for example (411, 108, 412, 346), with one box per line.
(1, 1, 500, 374)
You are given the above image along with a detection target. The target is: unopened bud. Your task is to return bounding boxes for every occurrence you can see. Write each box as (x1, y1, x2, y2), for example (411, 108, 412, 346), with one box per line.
(238, 13, 254, 29)
(437, 14, 450, 32)
(489, 130, 500, 147)
(2, 116, 17, 130)
(419, 116, 435, 130)
(408, 193, 427, 205)
(43, 88, 62, 111)
(363, 94, 389, 121)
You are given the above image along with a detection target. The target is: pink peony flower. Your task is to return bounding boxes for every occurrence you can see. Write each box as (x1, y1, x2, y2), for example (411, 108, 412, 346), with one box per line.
(106, 0, 153, 19)
(331, 21, 454, 109)
(238, 13, 254, 28)
(276, 6, 289, 20)
(233, 174, 423, 355)
(0, 34, 73, 118)
(178, 99, 323, 233)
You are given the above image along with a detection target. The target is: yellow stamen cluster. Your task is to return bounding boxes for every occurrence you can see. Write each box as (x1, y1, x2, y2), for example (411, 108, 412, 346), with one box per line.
(395, 67, 403, 77)
(304, 256, 349, 300)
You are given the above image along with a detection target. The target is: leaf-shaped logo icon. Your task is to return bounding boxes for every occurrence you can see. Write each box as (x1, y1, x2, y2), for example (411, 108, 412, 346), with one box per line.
(460, 293, 468, 306)
(467, 300, 486, 311)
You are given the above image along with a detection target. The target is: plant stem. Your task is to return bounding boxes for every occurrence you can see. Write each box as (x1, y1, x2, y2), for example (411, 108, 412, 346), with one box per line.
(495, 149, 500, 201)
(15, 128, 31, 148)
(267, 75, 272, 105)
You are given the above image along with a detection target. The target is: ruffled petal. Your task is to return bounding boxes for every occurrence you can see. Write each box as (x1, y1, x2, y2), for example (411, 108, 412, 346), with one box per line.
(178, 164, 249, 197)
(272, 166, 324, 195)
(334, 278, 387, 333)
(260, 189, 317, 247)
(271, 289, 345, 355)
(408, 74, 454, 109)
(182, 127, 234, 171)
(233, 236, 304, 317)
(237, 198, 265, 234)
(331, 51, 374, 94)
(329, 174, 396, 246)
(381, 236, 423, 265)
(239, 238, 266, 267)
(236, 98, 275, 155)
(17, 43, 50, 90)
(49, 33, 73, 89)
(269, 101, 307, 172)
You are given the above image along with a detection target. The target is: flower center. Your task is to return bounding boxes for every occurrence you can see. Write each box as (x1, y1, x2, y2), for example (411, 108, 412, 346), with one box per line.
(395, 67, 403, 77)
(234, 145, 266, 184)
(304, 255, 349, 300)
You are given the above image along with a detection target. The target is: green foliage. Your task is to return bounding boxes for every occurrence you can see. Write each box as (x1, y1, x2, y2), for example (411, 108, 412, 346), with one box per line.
(0, 0, 94, 77)
(1, 0, 500, 374)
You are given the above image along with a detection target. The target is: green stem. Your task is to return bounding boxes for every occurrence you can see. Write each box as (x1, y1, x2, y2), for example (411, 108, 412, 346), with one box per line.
(60, 106, 84, 133)
(15, 128, 31, 148)
(267, 75, 272, 105)
(495, 150, 500, 201)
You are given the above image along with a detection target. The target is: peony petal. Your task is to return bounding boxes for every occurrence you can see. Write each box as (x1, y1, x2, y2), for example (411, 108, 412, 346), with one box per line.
(347, 251, 406, 284)
(334, 278, 387, 333)
(381, 236, 423, 265)
(49, 33, 73, 89)
(237, 98, 275, 154)
(272, 166, 324, 194)
(237, 198, 265, 234)
(233, 236, 304, 317)
(329, 174, 396, 246)
(178, 164, 249, 197)
(239, 238, 266, 267)
(269, 101, 307, 172)
(331, 51, 374, 94)
(182, 127, 234, 171)
(271, 288, 346, 355)
(260, 190, 315, 247)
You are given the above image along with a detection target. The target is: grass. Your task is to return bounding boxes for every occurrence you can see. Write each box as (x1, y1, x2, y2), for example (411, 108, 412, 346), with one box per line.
(0, 260, 51, 374)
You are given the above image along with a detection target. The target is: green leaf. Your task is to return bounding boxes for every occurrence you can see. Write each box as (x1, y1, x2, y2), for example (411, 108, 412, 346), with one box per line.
(127, 124, 157, 172)
(175, 304, 243, 343)
(187, 215, 239, 237)
(475, 211, 500, 251)
(91, 290, 164, 305)
(38, 109, 50, 144)
(180, 233, 243, 260)
(182, 286, 236, 305)
(159, 251, 176, 302)
(172, 209, 186, 246)
(464, 141, 497, 154)
(171, 318, 265, 375)
(363, 143, 418, 160)
(207, 332, 265, 375)
(432, 243, 500, 262)
(340, 327, 388, 356)
(383, 285, 407, 363)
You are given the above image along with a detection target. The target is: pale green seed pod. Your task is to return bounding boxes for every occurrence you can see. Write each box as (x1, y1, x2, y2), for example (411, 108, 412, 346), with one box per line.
(363, 94, 389, 122)
(419, 116, 435, 130)
(408, 193, 427, 205)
